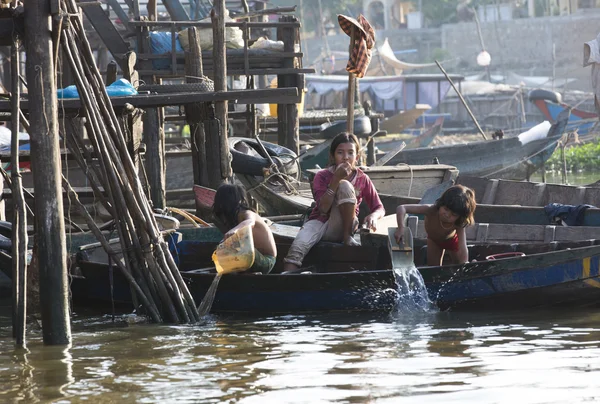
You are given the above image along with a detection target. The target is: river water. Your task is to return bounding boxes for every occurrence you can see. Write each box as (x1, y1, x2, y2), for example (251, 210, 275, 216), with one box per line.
(2, 298, 600, 403)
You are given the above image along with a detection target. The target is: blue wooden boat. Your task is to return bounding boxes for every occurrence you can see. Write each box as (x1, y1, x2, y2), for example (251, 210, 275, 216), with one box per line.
(530, 97, 596, 136)
(416, 239, 600, 310)
(69, 225, 600, 313)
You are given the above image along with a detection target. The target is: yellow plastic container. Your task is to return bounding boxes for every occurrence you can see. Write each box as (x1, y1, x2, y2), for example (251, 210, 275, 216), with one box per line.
(212, 225, 255, 274)
(269, 78, 305, 118)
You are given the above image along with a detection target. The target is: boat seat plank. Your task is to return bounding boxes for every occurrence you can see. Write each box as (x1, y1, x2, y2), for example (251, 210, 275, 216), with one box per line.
(583, 187, 600, 207)
(543, 184, 585, 206)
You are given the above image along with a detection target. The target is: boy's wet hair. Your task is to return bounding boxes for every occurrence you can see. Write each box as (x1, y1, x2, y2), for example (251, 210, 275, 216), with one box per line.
(212, 184, 255, 230)
(328, 132, 362, 166)
(434, 185, 476, 228)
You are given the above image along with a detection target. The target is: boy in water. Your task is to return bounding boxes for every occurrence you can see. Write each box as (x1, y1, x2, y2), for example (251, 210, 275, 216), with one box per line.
(212, 184, 277, 274)
(395, 185, 476, 266)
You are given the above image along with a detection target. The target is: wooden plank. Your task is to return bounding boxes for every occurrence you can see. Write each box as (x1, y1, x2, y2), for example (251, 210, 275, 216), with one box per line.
(0, 88, 301, 112)
(137, 68, 316, 77)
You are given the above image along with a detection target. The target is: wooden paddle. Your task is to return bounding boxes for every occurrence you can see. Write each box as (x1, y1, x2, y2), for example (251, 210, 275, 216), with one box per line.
(388, 226, 414, 269)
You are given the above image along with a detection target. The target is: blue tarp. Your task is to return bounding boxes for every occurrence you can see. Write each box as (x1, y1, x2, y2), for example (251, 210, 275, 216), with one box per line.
(57, 78, 138, 99)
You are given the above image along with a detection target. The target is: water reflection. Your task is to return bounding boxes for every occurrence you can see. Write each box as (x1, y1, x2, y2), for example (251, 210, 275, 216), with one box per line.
(1, 304, 600, 402)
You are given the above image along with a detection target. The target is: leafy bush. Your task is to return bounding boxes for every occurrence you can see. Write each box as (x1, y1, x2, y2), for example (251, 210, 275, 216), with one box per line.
(546, 140, 600, 172)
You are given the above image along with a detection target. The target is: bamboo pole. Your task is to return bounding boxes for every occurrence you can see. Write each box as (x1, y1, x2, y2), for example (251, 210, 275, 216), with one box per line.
(58, 0, 200, 323)
(435, 60, 488, 141)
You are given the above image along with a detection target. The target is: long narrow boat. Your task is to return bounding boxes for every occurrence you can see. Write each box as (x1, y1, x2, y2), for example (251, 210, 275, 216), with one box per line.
(67, 226, 600, 313)
(72, 226, 398, 313)
(457, 176, 600, 207)
(418, 239, 600, 310)
(233, 136, 459, 215)
(383, 116, 569, 180)
(381, 175, 600, 209)
(530, 97, 597, 136)
(379, 193, 600, 227)
(383, 133, 561, 180)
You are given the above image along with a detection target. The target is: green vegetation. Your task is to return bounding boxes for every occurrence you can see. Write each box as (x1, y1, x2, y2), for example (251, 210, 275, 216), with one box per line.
(546, 140, 600, 172)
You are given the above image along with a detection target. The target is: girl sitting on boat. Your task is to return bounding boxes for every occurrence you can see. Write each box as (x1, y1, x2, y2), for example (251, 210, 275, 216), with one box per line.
(212, 184, 277, 274)
(394, 185, 476, 266)
(283, 132, 385, 272)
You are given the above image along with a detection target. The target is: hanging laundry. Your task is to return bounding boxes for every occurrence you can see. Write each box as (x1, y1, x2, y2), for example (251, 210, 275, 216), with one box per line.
(337, 14, 375, 78)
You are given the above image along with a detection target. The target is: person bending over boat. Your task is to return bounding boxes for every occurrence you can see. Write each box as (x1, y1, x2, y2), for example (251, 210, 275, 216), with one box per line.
(394, 185, 476, 266)
(212, 184, 277, 274)
(283, 132, 385, 272)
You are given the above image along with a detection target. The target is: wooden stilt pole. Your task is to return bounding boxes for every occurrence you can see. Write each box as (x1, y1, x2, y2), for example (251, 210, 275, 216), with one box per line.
(184, 27, 209, 188)
(24, 0, 71, 345)
(346, 25, 356, 134)
(11, 35, 28, 347)
(211, 0, 232, 187)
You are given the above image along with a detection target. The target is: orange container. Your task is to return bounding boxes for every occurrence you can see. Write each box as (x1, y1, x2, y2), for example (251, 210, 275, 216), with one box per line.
(212, 225, 255, 274)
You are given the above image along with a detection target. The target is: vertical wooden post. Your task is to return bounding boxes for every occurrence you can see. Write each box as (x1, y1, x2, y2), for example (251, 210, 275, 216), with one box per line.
(24, 0, 70, 345)
(184, 27, 209, 188)
(210, 0, 232, 188)
(139, 21, 166, 208)
(11, 35, 28, 347)
(363, 100, 378, 166)
(106, 60, 118, 85)
(277, 15, 300, 155)
(253, 1, 269, 90)
(121, 52, 142, 173)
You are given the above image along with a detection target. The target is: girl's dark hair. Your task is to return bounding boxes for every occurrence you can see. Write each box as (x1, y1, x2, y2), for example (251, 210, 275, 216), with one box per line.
(328, 132, 362, 166)
(434, 185, 476, 228)
(212, 184, 255, 230)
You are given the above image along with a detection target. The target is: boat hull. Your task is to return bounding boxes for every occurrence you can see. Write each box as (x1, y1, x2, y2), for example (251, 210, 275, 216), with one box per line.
(421, 243, 600, 310)
(384, 135, 560, 180)
(72, 264, 399, 313)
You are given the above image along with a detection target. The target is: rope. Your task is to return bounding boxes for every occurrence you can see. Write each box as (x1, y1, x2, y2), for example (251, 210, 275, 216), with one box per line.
(246, 171, 303, 195)
(166, 207, 211, 227)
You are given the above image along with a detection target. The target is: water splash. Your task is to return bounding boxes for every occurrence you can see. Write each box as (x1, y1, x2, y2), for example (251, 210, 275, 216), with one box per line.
(197, 274, 223, 317)
(392, 264, 436, 313)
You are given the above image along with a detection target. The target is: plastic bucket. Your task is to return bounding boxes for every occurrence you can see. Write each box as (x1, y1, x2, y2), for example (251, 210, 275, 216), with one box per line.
(269, 78, 305, 118)
(212, 225, 255, 274)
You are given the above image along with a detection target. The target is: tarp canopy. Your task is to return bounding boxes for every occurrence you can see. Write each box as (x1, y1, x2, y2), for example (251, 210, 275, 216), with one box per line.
(305, 74, 453, 112)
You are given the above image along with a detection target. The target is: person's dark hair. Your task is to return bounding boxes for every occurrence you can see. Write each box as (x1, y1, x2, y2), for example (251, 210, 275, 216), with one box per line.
(212, 184, 255, 231)
(328, 132, 362, 166)
(434, 185, 476, 228)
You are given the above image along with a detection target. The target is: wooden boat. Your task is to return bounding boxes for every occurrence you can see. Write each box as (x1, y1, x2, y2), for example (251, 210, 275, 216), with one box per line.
(417, 238, 600, 310)
(379, 192, 600, 227)
(238, 163, 459, 216)
(530, 96, 597, 136)
(374, 213, 600, 244)
(457, 176, 600, 207)
(380, 104, 431, 134)
(387, 176, 600, 208)
(236, 172, 313, 216)
(383, 117, 569, 180)
(65, 226, 600, 313)
(71, 226, 398, 314)
(306, 164, 458, 198)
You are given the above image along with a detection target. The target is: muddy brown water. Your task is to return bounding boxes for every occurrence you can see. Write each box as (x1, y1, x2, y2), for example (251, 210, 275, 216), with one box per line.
(2, 297, 600, 403)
